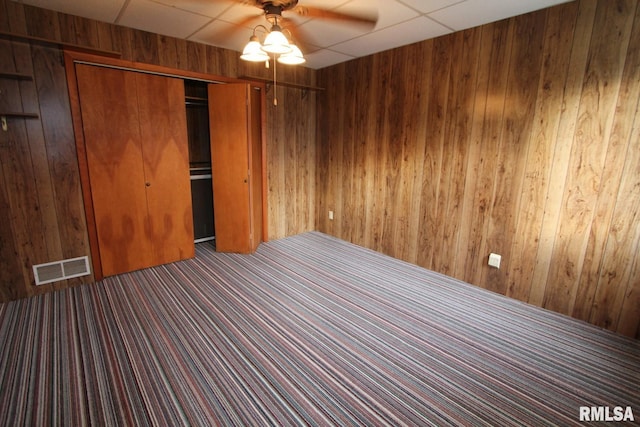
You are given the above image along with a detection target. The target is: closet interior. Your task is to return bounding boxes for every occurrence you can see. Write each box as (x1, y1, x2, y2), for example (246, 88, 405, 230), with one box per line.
(185, 80, 215, 245)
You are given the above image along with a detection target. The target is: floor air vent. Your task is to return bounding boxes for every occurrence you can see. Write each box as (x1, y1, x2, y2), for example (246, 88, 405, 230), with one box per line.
(33, 256, 91, 286)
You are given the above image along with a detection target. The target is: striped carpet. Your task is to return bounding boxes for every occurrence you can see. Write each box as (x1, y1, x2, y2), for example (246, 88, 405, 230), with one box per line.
(1, 231, 638, 426)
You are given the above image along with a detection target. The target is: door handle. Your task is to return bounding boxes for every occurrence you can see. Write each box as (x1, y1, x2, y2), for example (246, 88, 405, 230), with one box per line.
(145, 182, 151, 187)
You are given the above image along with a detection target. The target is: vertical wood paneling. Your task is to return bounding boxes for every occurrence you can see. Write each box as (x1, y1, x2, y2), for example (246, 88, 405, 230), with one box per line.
(95, 21, 116, 53)
(507, 3, 578, 303)
(3, 0, 26, 33)
(157, 35, 179, 69)
(618, 235, 640, 338)
(435, 29, 480, 277)
(266, 81, 316, 240)
(465, 20, 513, 287)
(529, 0, 596, 307)
(373, 51, 394, 255)
(0, 40, 47, 295)
(317, 0, 640, 337)
(576, 2, 640, 324)
(24, 4, 60, 40)
(34, 45, 91, 269)
(594, 112, 640, 332)
(544, 0, 636, 316)
(487, 11, 546, 297)
(0, 37, 93, 299)
(416, 36, 451, 269)
(358, 57, 379, 250)
(590, 4, 640, 330)
(0, 0, 316, 301)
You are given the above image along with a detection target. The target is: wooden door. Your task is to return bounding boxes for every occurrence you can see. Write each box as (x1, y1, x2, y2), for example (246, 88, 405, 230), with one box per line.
(76, 64, 194, 276)
(208, 83, 262, 253)
(136, 73, 195, 265)
(248, 86, 263, 251)
(76, 64, 153, 276)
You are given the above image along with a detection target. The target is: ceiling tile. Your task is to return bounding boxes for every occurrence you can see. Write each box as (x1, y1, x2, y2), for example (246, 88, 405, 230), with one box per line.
(118, 0, 212, 39)
(150, 0, 234, 19)
(16, 0, 126, 22)
(303, 49, 355, 70)
(295, 19, 367, 48)
(331, 16, 451, 57)
(398, 0, 465, 14)
(215, 2, 265, 23)
(190, 19, 253, 51)
(332, 0, 410, 29)
(290, 0, 412, 47)
(428, 0, 572, 31)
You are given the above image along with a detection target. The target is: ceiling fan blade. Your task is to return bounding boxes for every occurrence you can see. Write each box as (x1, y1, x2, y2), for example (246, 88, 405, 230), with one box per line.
(221, 0, 259, 5)
(285, 24, 316, 54)
(209, 14, 262, 43)
(234, 13, 264, 29)
(292, 5, 378, 28)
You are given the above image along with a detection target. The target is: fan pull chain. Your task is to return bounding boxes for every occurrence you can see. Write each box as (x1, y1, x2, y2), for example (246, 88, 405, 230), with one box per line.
(273, 54, 278, 106)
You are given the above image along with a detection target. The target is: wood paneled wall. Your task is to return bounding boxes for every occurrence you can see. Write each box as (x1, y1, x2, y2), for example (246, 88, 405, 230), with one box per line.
(266, 80, 317, 238)
(317, 0, 640, 337)
(0, 40, 92, 301)
(0, 0, 316, 301)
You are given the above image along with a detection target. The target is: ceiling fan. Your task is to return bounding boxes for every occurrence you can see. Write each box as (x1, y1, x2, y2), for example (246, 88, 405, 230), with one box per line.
(241, 0, 379, 27)
(233, 0, 378, 64)
(225, 0, 376, 105)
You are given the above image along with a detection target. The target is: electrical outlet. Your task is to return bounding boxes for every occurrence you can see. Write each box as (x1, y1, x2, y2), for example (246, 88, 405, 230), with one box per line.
(329, 210, 334, 220)
(488, 253, 501, 269)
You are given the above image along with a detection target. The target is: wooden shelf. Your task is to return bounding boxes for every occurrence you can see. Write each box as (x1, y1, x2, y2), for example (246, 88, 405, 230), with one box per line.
(1, 113, 39, 131)
(1, 112, 40, 119)
(0, 31, 121, 58)
(238, 75, 324, 92)
(0, 72, 33, 81)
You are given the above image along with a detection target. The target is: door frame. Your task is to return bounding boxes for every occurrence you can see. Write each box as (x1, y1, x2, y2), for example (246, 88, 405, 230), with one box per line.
(64, 50, 268, 280)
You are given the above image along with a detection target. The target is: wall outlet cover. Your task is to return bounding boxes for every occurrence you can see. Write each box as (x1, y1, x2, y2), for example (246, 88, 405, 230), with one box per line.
(488, 253, 501, 269)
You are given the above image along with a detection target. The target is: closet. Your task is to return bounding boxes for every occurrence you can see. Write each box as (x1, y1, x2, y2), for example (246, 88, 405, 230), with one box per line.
(184, 81, 263, 253)
(75, 64, 194, 277)
(69, 53, 264, 279)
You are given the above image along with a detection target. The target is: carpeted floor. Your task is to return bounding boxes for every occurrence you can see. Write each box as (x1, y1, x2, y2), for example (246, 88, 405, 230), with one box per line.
(1, 231, 638, 426)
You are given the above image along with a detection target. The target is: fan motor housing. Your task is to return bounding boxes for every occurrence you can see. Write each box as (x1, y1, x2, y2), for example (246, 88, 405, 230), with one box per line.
(258, 1, 298, 11)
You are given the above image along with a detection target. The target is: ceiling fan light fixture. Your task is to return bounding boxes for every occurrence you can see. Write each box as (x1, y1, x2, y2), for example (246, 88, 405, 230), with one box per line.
(278, 44, 305, 65)
(240, 35, 270, 62)
(261, 25, 292, 54)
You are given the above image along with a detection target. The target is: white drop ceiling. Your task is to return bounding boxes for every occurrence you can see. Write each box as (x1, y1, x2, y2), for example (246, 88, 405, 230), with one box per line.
(14, 0, 573, 69)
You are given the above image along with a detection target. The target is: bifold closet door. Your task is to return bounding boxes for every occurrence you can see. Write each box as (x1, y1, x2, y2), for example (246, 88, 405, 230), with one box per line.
(76, 64, 194, 276)
(208, 83, 262, 253)
(135, 73, 194, 265)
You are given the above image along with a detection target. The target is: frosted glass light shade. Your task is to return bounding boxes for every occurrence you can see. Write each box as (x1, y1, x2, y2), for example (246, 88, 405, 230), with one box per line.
(261, 27, 291, 54)
(240, 37, 269, 62)
(278, 44, 305, 65)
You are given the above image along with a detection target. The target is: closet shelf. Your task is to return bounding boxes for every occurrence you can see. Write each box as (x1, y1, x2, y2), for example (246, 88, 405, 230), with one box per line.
(185, 95, 208, 103)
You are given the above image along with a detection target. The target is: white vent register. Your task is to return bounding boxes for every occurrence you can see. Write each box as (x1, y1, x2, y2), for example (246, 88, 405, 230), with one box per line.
(33, 256, 91, 285)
